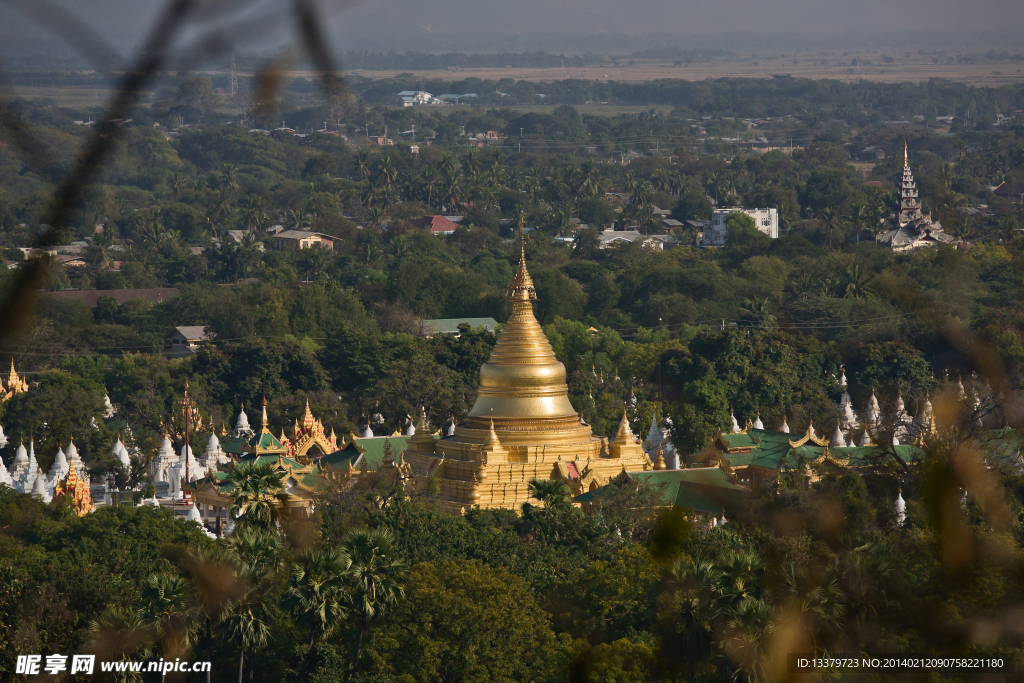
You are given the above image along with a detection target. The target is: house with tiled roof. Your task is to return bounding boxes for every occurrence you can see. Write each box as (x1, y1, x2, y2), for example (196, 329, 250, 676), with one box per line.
(411, 215, 459, 235)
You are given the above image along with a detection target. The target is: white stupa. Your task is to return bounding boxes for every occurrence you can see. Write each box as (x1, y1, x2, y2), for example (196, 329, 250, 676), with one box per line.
(234, 403, 254, 438)
(839, 390, 857, 428)
(405, 414, 416, 436)
(730, 408, 741, 434)
(0, 422, 7, 449)
(201, 432, 230, 470)
(859, 429, 872, 446)
(30, 468, 50, 502)
(646, 409, 662, 452)
(918, 393, 933, 426)
(66, 438, 87, 479)
(846, 435, 856, 448)
(169, 443, 205, 496)
(895, 488, 906, 527)
(830, 424, 845, 447)
(149, 434, 178, 487)
(0, 454, 12, 487)
(779, 414, 790, 433)
(361, 423, 374, 438)
(46, 445, 70, 488)
(837, 366, 847, 389)
(891, 434, 900, 446)
(864, 389, 880, 426)
(9, 439, 29, 483)
(103, 390, 116, 418)
(752, 412, 764, 430)
(19, 441, 39, 493)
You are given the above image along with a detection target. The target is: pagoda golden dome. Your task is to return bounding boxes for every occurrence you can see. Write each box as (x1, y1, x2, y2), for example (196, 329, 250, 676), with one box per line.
(400, 241, 654, 515)
(462, 242, 587, 440)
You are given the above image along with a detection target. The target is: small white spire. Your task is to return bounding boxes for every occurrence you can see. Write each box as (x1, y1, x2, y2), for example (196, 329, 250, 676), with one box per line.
(752, 411, 764, 430)
(779, 414, 790, 433)
(895, 487, 906, 527)
(730, 408, 741, 434)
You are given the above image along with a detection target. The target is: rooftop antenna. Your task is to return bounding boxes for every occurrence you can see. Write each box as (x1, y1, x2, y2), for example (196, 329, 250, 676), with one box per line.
(230, 54, 238, 96)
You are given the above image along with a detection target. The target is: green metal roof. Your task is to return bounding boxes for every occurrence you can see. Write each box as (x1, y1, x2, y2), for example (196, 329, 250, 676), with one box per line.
(576, 467, 748, 515)
(716, 428, 922, 470)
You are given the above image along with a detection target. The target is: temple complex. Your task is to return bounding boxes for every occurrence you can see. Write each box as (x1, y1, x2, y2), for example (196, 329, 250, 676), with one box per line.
(876, 142, 957, 251)
(402, 244, 652, 514)
(0, 360, 29, 401)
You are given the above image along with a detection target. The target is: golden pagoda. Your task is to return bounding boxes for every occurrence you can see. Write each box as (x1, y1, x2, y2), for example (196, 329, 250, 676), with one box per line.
(404, 242, 652, 514)
(0, 359, 28, 401)
(53, 459, 93, 516)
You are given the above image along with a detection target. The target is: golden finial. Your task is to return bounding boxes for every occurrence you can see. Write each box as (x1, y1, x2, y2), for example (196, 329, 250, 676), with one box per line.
(653, 444, 666, 470)
(903, 139, 908, 167)
(508, 238, 537, 301)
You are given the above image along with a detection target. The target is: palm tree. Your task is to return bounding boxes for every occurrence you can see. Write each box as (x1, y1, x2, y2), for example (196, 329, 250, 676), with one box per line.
(818, 206, 845, 248)
(170, 174, 185, 201)
(365, 206, 386, 230)
(89, 607, 154, 683)
(284, 548, 352, 647)
(847, 202, 867, 243)
(576, 159, 603, 203)
(222, 528, 284, 683)
(461, 147, 479, 178)
(527, 477, 573, 510)
(438, 151, 457, 177)
(844, 262, 875, 300)
(780, 563, 845, 651)
(342, 528, 406, 675)
(355, 149, 372, 194)
(87, 232, 114, 269)
(225, 460, 290, 531)
(302, 245, 333, 281)
(139, 572, 198, 682)
(222, 164, 239, 193)
(419, 165, 438, 208)
(739, 297, 776, 329)
(284, 208, 305, 231)
(658, 556, 715, 683)
(550, 205, 576, 237)
(241, 197, 267, 232)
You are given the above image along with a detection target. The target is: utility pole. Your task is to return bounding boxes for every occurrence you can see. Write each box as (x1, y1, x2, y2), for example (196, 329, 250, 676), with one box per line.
(229, 54, 238, 96)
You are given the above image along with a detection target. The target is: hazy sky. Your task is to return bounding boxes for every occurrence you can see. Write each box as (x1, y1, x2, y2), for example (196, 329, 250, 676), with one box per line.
(8, 0, 1024, 59)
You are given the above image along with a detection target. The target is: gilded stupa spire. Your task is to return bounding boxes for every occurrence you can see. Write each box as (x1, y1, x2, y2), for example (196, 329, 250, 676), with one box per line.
(617, 408, 633, 439)
(508, 236, 537, 302)
(903, 139, 908, 168)
(464, 245, 582, 432)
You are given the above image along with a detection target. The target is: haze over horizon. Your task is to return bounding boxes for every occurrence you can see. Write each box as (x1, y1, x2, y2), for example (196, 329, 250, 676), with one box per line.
(3, 0, 1024, 65)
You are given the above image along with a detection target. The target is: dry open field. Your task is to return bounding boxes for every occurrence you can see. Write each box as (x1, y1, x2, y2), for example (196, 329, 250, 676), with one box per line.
(347, 57, 1024, 86)
(6, 55, 1022, 110)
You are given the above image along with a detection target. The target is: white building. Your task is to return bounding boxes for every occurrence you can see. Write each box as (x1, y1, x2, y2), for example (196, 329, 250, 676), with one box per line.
(702, 208, 779, 246)
(397, 91, 441, 106)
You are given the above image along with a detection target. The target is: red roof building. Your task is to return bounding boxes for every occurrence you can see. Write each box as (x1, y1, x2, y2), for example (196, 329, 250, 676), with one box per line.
(411, 216, 459, 235)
